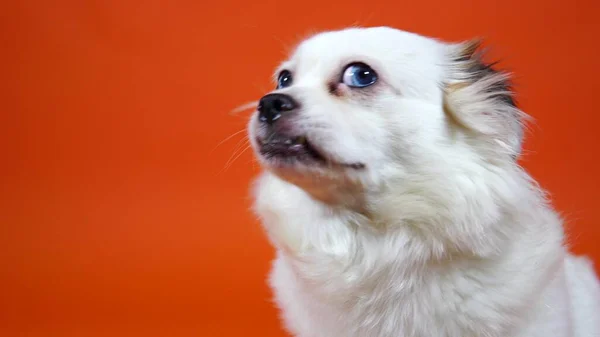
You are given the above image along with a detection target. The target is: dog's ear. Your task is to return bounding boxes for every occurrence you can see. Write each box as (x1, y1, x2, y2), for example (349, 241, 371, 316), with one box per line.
(444, 40, 529, 160)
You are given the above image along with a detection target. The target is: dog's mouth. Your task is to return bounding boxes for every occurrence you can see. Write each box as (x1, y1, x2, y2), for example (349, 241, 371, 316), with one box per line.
(256, 134, 364, 169)
(257, 134, 325, 163)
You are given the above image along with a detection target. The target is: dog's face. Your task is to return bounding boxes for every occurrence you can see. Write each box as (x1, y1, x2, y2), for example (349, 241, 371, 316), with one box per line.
(248, 27, 524, 206)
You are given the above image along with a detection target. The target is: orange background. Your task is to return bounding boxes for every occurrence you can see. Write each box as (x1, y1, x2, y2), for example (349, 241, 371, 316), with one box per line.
(2, 0, 599, 336)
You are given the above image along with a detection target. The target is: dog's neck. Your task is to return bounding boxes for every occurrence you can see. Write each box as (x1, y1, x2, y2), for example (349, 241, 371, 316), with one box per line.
(254, 171, 566, 336)
(253, 167, 562, 264)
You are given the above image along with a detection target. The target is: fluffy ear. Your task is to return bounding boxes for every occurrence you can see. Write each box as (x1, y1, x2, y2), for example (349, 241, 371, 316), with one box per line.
(444, 39, 529, 159)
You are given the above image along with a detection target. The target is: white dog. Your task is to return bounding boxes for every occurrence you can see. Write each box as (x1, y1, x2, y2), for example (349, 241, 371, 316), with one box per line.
(246, 26, 600, 337)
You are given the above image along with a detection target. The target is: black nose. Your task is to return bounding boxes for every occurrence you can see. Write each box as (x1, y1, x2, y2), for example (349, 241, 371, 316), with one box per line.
(257, 93, 298, 125)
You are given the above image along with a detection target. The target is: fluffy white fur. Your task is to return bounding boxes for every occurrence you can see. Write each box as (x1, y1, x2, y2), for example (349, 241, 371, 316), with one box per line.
(246, 27, 600, 337)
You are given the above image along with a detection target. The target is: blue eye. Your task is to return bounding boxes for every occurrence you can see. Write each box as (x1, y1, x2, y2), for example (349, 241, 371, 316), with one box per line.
(277, 70, 293, 89)
(342, 63, 378, 88)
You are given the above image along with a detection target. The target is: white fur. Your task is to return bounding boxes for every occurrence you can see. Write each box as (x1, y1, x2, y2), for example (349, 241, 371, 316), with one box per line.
(247, 27, 600, 337)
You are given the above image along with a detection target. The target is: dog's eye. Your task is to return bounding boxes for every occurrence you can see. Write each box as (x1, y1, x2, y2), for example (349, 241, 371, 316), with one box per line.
(277, 70, 293, 89)
(342, 63, 378, 88)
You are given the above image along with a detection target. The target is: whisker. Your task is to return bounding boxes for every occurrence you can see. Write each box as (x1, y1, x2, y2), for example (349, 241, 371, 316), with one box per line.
(209, 128, 247, 155)
(230, 101, 259, 115)
(222, 143, 252, 172)
(224, 137, 250, 168)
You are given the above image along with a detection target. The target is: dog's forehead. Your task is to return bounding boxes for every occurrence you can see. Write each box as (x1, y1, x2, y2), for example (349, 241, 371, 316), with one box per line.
(289, 27, 443, 68)
(282, 27, 448, 97)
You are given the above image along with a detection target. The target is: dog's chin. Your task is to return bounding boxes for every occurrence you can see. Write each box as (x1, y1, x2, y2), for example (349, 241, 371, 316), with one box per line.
(250, 133, 369, 208)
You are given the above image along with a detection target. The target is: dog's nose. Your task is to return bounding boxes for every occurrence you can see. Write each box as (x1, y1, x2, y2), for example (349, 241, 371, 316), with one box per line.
(257, 93, 298, 125)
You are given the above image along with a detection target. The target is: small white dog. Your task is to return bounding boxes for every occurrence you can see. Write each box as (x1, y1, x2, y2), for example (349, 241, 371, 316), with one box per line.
(246, 27, 600, 337)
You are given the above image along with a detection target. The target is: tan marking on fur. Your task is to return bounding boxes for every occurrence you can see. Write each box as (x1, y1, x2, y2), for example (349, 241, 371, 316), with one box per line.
(445, 82, 470, 94)
(443, 82, 473, 132)
(458, 38, 482, 60)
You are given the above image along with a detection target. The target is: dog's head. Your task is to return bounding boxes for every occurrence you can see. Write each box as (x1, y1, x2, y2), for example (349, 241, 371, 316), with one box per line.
(248, 27, 526, 209)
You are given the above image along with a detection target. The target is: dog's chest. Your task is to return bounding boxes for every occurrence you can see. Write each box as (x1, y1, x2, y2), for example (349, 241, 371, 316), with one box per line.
(269, 251, 529, 337)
